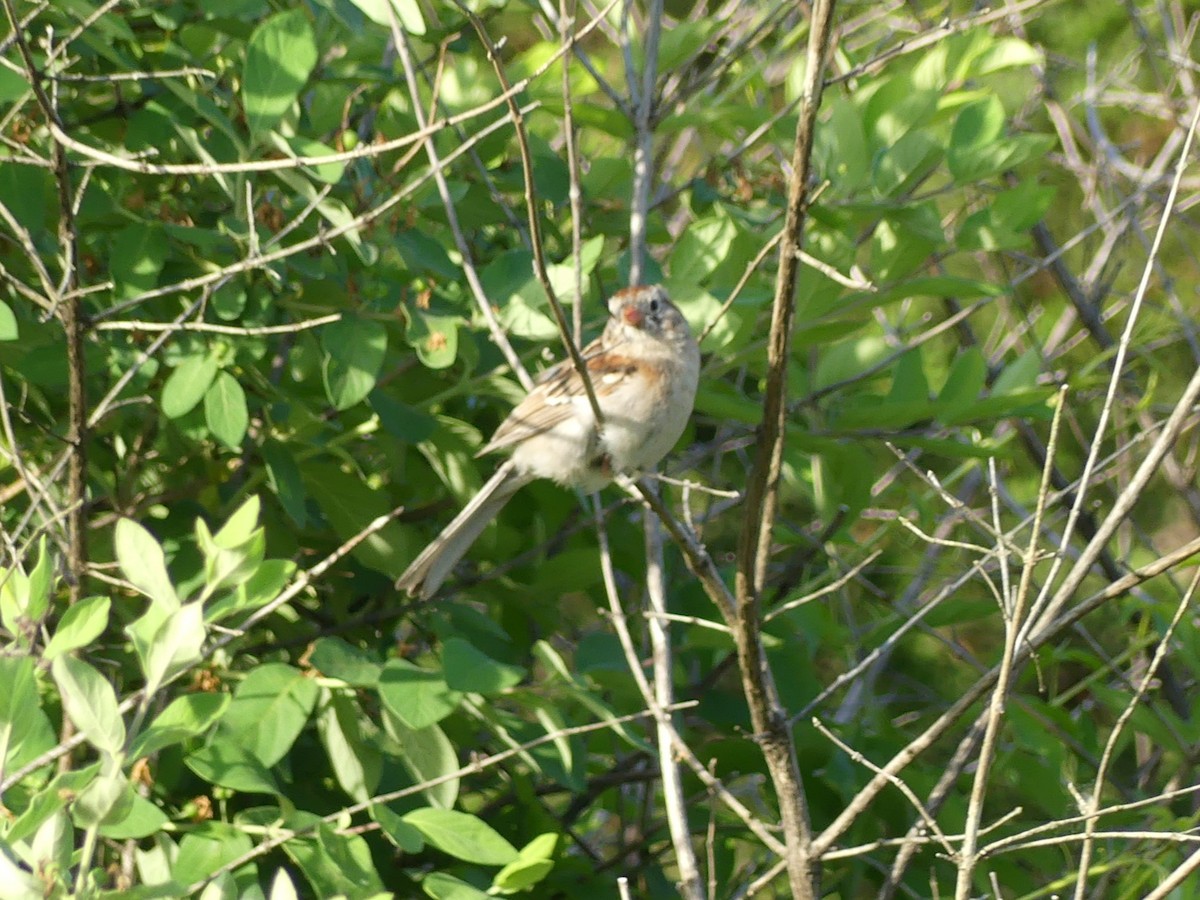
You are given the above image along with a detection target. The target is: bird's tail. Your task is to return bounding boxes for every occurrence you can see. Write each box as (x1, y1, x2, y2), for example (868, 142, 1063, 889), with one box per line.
(397, 460, 528, 599)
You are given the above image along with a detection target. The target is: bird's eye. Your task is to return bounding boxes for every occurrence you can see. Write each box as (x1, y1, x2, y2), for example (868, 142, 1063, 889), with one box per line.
(649, 297, 660, 312)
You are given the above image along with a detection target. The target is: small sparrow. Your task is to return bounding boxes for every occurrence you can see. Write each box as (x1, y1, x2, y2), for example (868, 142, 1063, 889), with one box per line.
(397, 284, 700, 599)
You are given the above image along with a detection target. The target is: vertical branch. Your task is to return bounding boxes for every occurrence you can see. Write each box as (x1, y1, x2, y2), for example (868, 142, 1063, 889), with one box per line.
(1, 0, 86, 602)
(619, 4, 699, 891)
(729, 2, 836, 898)
(627, 0, 663, 284)
(560, 0, 585, 344)
(452, 0, 607, 426)
(954, 388, 1065, 897)
(1070, 567, 1198, 900)
(642, 484, 704, 899)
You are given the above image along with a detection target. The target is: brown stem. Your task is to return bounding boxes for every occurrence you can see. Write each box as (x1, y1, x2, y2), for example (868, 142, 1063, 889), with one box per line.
(0, 0, 87, 601)
(729, 2, 837, 897)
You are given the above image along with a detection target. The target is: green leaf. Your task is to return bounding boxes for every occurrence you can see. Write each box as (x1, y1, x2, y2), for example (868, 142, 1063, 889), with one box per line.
(887, 349, 930, 406)
(205, 557, 296, 622)
(654, 21, 714, 71)
(283, 821, 385, 898)
(958, 180, 1057, 251)
(371, 391, 437, 442)
(310, 637, 382, 687)
(371, 804, 425, 852)
(242, 10, 318, 136)
(212, 281, 247, 320)
(72, 761, 133, 828)
(0, 66, 28, 103)
(204, 371, 249, 449)
(6, 763, 100, 844)
(970, 37, 1043, 75)
(950, 96, 1005, 158)
(129, 692, 231, 760)
(442, 638, 525, 695)
(219, 662, 320, 766)
(52, 655, 125, 755)
(497, 295, 557, 341)
(401, 808, 519, 865)
(2, 536, 55, 637)
(141, 601, 206, 695)
(863, 77, 939, 145)
(947, 96, 1053, 183)
(263, 440, 308, 527)
(29, 810, 72, 890)
(992, 348, 1042, 395)
(866, 275, 1004, 307)
(936, 347, 988, 418)
(196, 497, 266, 594)
(28, 559, 52, 621)
(0, 655, 37, 730)
(0, 565, 30, 640)
(346, 0, 425, 34)
(422, 873, 491, 899)
(815, 335, 889, 390)
(874, 130, 941, 196)
(111, 223, 168, 299)
(172, 823, 255, 888)
(0, 299, 17, 340)
(493, 833, 558, 894)
(162, 353, 219, 418)
(268, 869, 301, 900)
(378, 658, 462, 730)
(304, 463, 407, 577)
(322, 316, 388, 409)
(406, 312, 458, 370)
(186, 743, 281, 794)
(44, 595, 110, 660)
(939, 387, 1055, 426)
(98, 791, 170, 839)
(316, 690, 381, 802)
(216, 494, 260, 544)
(0, 656, 45, 768)
(818, 99, 871, 192)
(671, 216, 737, 284)
(276, 133, 346, 184)
(382, 715, 459, 809)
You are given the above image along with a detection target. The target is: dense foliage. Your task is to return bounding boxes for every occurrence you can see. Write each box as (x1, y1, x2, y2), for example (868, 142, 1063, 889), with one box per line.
(2, 0, 1200, 897)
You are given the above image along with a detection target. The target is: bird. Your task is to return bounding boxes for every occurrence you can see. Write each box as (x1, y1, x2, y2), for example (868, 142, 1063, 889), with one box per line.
(397, 284, 701, 599)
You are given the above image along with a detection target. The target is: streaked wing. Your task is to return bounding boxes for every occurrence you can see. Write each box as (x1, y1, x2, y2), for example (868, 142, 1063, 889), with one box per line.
(477, 335, 641, 457)
(478, 379, 580, 455)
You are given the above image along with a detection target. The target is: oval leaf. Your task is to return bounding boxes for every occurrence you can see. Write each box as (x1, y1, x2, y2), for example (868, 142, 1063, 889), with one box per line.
(204, 371, 249, 449)
(162, 353, 218, 418)
(51, 655, 125, 756)
(322, 316, 387, 409)
(378, 658, 461, 730)
(442, 638, 525, 695)
(401, 808, 518, 865)
(243, 10, 318, 137)
(115, 518, 178, 610)
(44, 595, 111, 660)
(0, 299, 17, 341)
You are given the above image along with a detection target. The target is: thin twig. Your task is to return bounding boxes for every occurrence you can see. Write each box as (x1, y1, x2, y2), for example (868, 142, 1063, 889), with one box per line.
(92, 314, 341, 336)
(729, 3, 837, 896)
(1, 0, 87, 607)
(955, 387, 1066, 897)
(452, 0, 606, 424)
(1026, 96, 1200, 634)
(1070, 567, 1200, 900)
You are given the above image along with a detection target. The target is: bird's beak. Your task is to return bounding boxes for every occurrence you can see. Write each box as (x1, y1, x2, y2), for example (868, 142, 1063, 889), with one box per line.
(622, 305, 643, 326)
